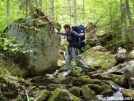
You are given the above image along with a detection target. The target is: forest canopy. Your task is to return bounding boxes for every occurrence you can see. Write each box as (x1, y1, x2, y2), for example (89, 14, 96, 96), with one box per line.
(0, 0, 134, 42)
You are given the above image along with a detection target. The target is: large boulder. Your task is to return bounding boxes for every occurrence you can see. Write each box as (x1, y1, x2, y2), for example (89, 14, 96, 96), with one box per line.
(80, 45, 116, 69)
(4, 9, 61, 76)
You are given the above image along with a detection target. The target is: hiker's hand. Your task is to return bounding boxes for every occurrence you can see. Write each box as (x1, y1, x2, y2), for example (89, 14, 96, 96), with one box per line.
(79, 33, 84, 37)
(54, 28, 58, 33)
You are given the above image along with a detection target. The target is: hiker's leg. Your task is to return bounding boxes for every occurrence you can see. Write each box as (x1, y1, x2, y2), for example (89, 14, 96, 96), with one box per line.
(72, 48, 89, 72)
(65, 52, 73, 74)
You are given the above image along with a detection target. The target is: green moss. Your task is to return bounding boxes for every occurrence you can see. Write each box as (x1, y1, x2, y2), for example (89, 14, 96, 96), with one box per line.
(109, 74, 127, 87)
(48, 88, 80, 101)
(81, 47, 116, 69)
(69, 86, 81, 97)
(0, 93, 7, 101)
(100, 84, 112, 91)
(15, 97, 23, 101)
(81, 85, 96, 100)
(60, 76, 73, 84)
(100, 89, 113, 96)
(35, 89, 49, 101)
(88, 84, 101, 94)
(73, 77, 102, 86)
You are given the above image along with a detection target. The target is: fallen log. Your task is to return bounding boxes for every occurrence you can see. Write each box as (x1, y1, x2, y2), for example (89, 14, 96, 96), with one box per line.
(93, 62, 127, 76)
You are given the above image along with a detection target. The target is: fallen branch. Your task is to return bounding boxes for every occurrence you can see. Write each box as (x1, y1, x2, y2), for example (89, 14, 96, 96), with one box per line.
(93, 62, 127, 76)
(25, 90, 29, 101)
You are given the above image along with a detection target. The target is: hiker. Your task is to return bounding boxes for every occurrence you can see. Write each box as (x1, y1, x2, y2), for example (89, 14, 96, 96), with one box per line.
(115, 43, 126, 65)
(54, 24, 89, 76)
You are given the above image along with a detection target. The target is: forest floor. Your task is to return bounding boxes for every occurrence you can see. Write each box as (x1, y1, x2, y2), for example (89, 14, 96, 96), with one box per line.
(0, 37, 134, 101)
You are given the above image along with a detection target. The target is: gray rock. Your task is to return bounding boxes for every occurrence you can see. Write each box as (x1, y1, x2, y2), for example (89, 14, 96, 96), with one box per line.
(5, 12, 61, 76)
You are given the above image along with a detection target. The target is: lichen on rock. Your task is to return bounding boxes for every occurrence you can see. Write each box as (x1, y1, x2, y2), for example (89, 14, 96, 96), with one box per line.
(4, 9, 61, 76)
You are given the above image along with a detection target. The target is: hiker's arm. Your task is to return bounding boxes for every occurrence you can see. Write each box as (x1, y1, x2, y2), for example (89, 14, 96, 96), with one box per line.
(72, 31, 84, 37)
(54, 28, 67, 36)
(57, 32, 67, 36)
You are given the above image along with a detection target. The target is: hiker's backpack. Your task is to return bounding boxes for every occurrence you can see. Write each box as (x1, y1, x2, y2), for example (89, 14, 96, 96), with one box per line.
(72, 25, 86, 52)
(116, 47, 126, 60)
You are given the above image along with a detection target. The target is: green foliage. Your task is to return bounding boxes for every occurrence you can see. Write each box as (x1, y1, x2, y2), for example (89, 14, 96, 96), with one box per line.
(0, 0, 134, 41)
(0, 37, 33, 54)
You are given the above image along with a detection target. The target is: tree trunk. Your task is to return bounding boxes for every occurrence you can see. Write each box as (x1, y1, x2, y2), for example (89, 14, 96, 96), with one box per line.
(74, 0, 77, 25)
(83, 0, 85, 25)
(50, 0, 54, 18)
(40, 0, 42, 10)
(29, 0, 34, 14)
(6, 0, 10, 26)
(125, 0, 134, 43)
(26, 0, 28, 16)
(120, 0, 127, 41)
(68, 0, 72, 25)
(108, 1, 115, 44)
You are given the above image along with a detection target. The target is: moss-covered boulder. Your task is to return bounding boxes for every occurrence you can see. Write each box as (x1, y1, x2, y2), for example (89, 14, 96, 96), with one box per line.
(81, 45, 116, 69)
(48, 88, 80, 101)
(100, 84, 113, 96)
(81, 85, 96, 100)
(35, 89, 49, 101)
(109, 74, 127, 87)
(100, 89, 113, 96)
(88, 83, 113, 96)
(88, 84, 101, 94)
(0, 59, 27, 77)
(122, 89, 134, 100)
(69, 86, 81, 97)
(59, 76, 73, 84)
(73, 77, 102, 86)
(4, 9, 61, 76)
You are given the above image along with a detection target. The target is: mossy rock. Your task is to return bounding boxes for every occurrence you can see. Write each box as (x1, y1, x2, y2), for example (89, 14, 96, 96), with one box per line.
(73, 77, 102, 86)
(122, 89, 134, 100)
(100, 84, 112, 91)
(88, 84, 101, 94)
(81, 85, 96, 100)
(103, 80, 120, 89)
(0, 59, 28, 77)
(35, 89, 49, 101)
(109, 74, 127, 87)
(69, 86, 81, 97)
(90, 84, 113, 96)
(59, 76, 73, 84)
(48, 88, 80, 101)
(100, 89, 113, 96)
(81, 45, 116, 69)
(5, 11, 61, 76)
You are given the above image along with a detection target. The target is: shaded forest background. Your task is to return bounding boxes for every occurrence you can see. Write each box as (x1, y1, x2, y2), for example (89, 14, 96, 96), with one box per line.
(0, 0, 134, 43)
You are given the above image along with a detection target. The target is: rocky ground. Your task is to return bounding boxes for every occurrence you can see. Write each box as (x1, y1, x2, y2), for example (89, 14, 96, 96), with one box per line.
(1, 43, 134, 101)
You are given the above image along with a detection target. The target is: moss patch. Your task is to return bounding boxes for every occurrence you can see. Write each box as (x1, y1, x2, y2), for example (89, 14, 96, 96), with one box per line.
(48, 88, 80, 101)
(81, 85, 96, 100)
(69, 86, 81, 97)
(80, 46, 116, 69)
(35, 89, 49, 101)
